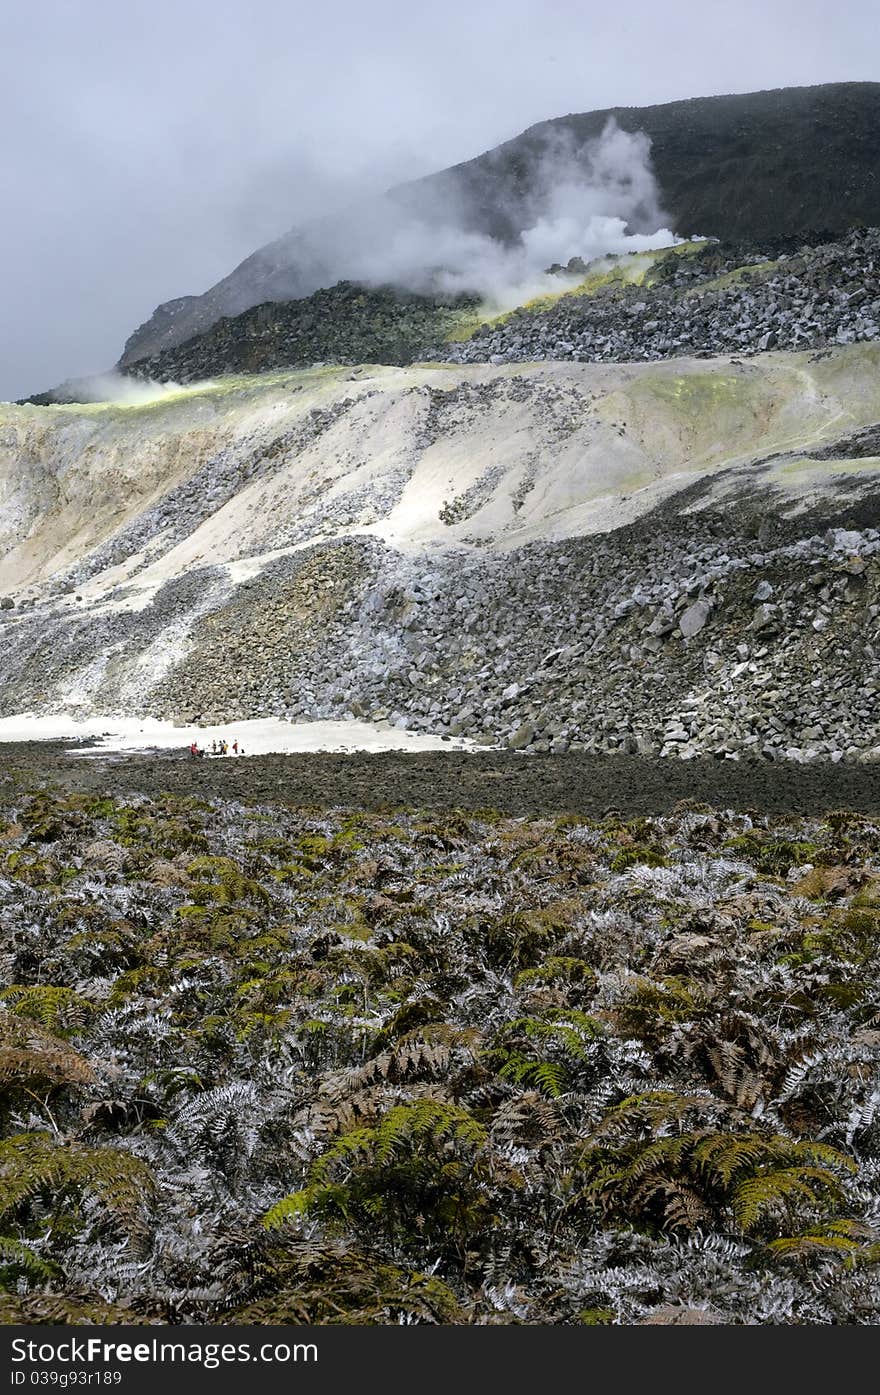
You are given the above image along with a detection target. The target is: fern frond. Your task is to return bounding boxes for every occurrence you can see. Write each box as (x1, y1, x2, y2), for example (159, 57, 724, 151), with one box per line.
(661, 1184, 713, 1232)
(768, 1219, 877, 1260)
(0, 1293, 139, 1324)
(1, 985, 94, 1038)
(0, 1132, 155, 1239)
(79, 839, 128, 877)
(0, 1012, 94, 1092)
(0, 1236, 59, 1287)
(489, 1091, 563, 1150)
(262, 1189, 314, 1230)
(732, 1167, 847, 1233)
(692, 1134, 769, 1187)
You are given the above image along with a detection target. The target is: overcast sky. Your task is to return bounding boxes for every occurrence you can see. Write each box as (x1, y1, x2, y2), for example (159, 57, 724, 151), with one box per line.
(2, 0, 877, 400)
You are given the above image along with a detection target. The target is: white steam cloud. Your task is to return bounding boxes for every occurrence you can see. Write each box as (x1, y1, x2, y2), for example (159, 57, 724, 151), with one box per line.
(44, 373, 215, 405)
(290, 119, 684, 310)
(62, 118, 687, 389)
(82, 375, 194, 404)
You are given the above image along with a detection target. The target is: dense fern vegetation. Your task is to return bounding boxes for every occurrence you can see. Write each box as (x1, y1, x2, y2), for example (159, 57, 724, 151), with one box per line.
(0, 778, 878, 1324)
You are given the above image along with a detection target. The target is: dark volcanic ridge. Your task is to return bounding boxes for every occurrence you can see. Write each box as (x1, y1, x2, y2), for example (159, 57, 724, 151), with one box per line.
(118, 82, 880, 367)
(95, 227, 880, 390)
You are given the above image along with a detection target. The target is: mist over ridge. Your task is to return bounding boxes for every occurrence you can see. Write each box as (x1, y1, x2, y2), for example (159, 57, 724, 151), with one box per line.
(117, 82, 880, 371)
(120, 116, 684, 370)
(245, 120, 680, 307)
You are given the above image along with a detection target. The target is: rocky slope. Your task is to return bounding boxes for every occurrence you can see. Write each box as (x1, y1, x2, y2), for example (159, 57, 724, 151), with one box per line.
(1, 348, 878, 761)
(395, 82, 880, 247)
(449, 227, 880, 365)
(120, 82, 880, 366)
(109, 284, 478, 394)
(107, 228, 880, 388)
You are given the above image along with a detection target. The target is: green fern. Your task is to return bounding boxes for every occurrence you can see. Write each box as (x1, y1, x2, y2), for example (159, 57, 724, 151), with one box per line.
(768, 1218, 878, 1262)
(263, 1189, 313, 1229)
(514, 957, 597, 1001)
(0, 1132, 156, 1241)
(614, 975, 708, 1044)
(732, 1161, 850, 1232)
(488, 1009, 603, 1094)
(186, 855, 272, 906)
(495, 1050, 566, 1097)
(5, 849, 75, 888)
(264, 1099, 492, 1255)
(0, 986, 94, 1038)
(578, 1109, 856, 1239)
(609, 845, 668, 872)
(0, 1236, 60, 1290)
(223, 1249, 466, 1324)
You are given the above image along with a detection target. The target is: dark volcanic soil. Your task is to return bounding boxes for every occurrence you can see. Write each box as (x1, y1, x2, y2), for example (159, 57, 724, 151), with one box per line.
(1, 743, 877, 816)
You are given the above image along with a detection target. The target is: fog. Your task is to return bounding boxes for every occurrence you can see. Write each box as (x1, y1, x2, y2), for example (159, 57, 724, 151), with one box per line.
(327, 122, 682, 308)
(2, 0, 877, 399)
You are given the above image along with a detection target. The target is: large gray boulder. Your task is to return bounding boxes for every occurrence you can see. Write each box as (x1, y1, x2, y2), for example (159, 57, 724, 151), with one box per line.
(679, 597, 712, 638)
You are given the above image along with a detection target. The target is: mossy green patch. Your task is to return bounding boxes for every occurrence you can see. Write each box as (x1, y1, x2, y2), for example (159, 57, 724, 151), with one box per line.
(636, 371, 749, 416)
(776, 455, 880, 476)
(682, 259, 780, 297)
(444, 243, 706, 341)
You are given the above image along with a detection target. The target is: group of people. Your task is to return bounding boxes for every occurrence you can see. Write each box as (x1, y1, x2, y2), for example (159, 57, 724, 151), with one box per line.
(188, 737, 244, 759)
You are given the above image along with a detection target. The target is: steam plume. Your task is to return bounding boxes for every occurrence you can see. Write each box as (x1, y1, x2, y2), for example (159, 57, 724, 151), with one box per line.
(276, 119, 683, 310)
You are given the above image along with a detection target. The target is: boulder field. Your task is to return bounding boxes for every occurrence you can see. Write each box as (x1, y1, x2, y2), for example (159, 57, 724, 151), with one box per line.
(1, 348, 877, 762)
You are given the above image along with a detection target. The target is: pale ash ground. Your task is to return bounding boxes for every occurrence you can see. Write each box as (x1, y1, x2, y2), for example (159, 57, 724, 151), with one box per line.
(3, 347, 879, 609)
(1, 348, 878, 737)
(0, 715, 478, 756)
